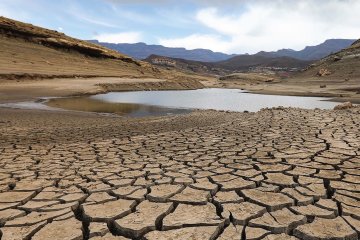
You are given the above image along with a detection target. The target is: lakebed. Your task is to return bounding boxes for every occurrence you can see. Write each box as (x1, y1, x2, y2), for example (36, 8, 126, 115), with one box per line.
(1, 88, 341, 117)
(1, 78, 360, 240)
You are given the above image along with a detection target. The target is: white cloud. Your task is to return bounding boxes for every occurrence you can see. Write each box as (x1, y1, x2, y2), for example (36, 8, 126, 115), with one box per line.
(159, 34, 230, 52)
(159, 0, 360, 54)
(94, 32, 142, 43)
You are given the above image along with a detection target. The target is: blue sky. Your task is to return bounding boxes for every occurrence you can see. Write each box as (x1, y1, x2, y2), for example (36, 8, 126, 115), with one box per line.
(1, 0, 360, 54)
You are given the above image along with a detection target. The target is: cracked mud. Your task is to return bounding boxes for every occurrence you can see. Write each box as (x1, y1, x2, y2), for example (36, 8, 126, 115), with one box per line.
(0, 107, 360, 240)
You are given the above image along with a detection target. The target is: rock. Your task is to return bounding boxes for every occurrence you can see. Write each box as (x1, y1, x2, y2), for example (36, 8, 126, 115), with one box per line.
(162, 203, 225, 230)
(82, 199, 136, 222)
(145, 226, 221, 240)
(114, 200, 174, 238)
(294, 217, 358, 240)
(317, 68, 331, 77)
(32, 217, 83, 240)
(334, 102, 353, 110)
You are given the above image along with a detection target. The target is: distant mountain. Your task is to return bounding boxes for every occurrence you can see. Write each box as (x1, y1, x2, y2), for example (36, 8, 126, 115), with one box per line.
(88, 40, 235, 62)
(256, 39, 356, 60)
(90, 39, 355, 63)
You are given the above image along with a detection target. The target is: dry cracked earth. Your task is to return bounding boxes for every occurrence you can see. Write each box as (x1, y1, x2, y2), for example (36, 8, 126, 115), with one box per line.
(0, 107, 360, 240)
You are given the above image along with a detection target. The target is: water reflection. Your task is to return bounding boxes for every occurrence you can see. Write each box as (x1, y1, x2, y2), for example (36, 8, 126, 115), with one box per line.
(46, 97, 190, 117)
(45, 88, 340, 117)
(91, 88, 339, 112)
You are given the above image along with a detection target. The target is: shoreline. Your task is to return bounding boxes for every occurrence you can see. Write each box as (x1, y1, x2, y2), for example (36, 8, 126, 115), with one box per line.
(1, 76, 359, 107)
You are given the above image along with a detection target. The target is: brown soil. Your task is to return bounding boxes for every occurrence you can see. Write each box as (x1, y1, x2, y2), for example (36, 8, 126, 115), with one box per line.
(0, 106, 359, 239)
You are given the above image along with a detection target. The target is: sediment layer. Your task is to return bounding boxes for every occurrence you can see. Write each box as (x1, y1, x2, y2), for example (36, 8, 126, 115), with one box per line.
(0, 106, 359, 239)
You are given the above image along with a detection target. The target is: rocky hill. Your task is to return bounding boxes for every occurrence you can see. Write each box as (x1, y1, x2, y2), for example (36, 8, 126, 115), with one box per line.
(0, 17, 160, 79)
(215, 55, 313, 72)
(299, 39, 360, 80)
(146, 54, 313, 76)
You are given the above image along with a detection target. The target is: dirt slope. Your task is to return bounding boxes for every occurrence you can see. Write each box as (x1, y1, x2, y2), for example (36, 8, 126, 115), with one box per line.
(0, 16, 160, 79)
(298, 39, 360, 80)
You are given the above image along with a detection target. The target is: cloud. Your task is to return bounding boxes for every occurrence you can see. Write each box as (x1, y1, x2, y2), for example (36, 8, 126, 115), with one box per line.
(159, 0, 360, 54)
(159, 34, 231, 52)
(94, 32, 142, 43)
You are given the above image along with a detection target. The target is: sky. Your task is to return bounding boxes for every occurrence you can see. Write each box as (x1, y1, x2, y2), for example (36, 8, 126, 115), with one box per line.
(1, 0, 359, 54)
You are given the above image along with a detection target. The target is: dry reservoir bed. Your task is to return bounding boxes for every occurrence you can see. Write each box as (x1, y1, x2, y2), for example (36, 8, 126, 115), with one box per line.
(0, 107, 360, 240)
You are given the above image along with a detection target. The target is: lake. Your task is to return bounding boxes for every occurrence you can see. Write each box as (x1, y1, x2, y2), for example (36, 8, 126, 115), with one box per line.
(42, 88, 339, 116)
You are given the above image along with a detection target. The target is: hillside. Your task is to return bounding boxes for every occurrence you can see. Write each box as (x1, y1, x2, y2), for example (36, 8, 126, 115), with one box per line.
(145, 54, 313, 76)
(256, 39, 356, 60)
(215, 55, 313, 71)
(235, 38, 360, 102)
(0, 16, 160, 79)
(145, 54, 229, 76)
(298, 39, 360, 80)
(89, 40, 235, 62)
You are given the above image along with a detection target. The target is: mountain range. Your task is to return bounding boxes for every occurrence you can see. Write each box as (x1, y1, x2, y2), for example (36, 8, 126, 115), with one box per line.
(256, 39, 356, 61)
(90, 39, 356, 62)
(88, 41, 235, 62)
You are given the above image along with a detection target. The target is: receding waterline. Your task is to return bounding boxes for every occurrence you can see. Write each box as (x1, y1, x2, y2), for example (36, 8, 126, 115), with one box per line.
(90, 88, 338, 112)
(1, 88, 340, 117)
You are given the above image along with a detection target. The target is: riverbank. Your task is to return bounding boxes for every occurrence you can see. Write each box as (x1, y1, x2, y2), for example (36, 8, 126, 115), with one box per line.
(1, 75, 360, 105)
(204, 77, 360, 104)
(0, 76, 206, 104)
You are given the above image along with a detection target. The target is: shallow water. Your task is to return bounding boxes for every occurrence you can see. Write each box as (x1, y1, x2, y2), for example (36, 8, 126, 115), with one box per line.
(89, 88, 338, 112)
(46, 97, 190, 117)
(1, 88, 340, 117)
